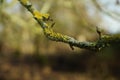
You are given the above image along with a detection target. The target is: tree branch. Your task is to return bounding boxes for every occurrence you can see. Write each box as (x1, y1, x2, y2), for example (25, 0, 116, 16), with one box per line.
(18, 0, 120, 51)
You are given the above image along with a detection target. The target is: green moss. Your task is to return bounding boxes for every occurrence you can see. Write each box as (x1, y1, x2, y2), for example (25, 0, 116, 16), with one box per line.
(20, 0, 28, 5)
(43, 28, 69, 42)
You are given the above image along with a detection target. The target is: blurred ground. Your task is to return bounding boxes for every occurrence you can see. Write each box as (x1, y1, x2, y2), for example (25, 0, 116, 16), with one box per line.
(0, 48, 120, 80)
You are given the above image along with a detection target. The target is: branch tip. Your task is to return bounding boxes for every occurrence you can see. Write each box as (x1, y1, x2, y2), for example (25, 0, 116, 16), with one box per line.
(96, 26, 102, 39)
(69, 44, 74, 50)
(51, 22, 55, 28)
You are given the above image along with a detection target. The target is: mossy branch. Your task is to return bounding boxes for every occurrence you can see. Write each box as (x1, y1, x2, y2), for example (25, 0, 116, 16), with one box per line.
(18, 0, 120, 51)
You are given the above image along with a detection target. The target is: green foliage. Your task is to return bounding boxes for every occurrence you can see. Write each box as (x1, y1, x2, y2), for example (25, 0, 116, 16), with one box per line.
(0, 0, 3, 4)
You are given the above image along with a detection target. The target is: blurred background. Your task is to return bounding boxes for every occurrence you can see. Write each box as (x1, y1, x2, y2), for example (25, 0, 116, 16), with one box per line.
(0, 0, 120, 80)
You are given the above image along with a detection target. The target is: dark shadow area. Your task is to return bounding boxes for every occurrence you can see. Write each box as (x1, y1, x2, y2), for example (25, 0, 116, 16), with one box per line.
(0, 45, 120, 80)
(6, 50, 95, 73)
(48, 51, 95, 73)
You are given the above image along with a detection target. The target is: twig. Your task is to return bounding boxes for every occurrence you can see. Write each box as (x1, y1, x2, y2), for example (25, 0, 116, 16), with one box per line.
(18, 0, 120, 51)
